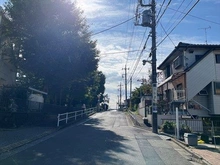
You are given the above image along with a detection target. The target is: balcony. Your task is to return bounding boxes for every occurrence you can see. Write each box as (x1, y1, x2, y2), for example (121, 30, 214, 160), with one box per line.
(172, 89, 185, 102)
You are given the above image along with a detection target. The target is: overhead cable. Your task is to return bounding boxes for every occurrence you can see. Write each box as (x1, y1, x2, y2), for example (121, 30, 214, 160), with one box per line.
(128, 27, 148, 79)
(156, 0, 172, 25)
(156, 0, 200, 48)
(166, 4, 220, 26)
(91, 16, 135, 36)
(129, 33, 151, 79)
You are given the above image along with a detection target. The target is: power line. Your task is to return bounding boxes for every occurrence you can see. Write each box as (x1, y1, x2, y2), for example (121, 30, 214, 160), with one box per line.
(164, 0, 186, 30)
(165, 0, 193, 33)
(156, 0, 166, 21)
(128, 28, 148, 78)
(156, 0, 200, 48)
(160, 22, 176, 47)
(125, 0, 137, 65)
(156, 0, 172, 25)
(166, 4, 220, 26)
(129, 33, 151, 80)
(91, 16, 135, 36)
(99, 49, 140, 56)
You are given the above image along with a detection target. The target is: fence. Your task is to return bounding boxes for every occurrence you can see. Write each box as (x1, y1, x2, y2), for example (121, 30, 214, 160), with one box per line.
(57, 107, 97, 127)
(161, 118, 203, 133)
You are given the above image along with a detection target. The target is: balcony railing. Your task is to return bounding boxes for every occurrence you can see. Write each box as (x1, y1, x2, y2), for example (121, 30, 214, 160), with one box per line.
(172, 89, 185, 101)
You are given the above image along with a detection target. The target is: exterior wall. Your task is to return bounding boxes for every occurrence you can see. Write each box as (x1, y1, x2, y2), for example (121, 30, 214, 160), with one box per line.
(138, 106, 146, 117)
(184, 49, 207, 68)
(213, 95, 220, 114)
(172, 74, 185, 89)
(186, 52, 216, 100)
(216, 64, 220, 79)
(193, 95, 208, 110)
(213, 50, 220, 114)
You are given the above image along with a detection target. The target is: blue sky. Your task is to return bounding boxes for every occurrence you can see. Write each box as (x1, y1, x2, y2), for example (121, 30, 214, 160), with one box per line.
(1, 0, 220, 108)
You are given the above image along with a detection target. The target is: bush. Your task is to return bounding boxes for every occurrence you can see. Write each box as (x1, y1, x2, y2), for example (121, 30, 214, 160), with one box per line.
(180, 124, 192, 137)
(161, 121, 175, 134)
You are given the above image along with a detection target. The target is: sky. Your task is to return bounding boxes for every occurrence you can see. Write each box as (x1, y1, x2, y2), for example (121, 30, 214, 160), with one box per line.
(1, 0, 220, 108)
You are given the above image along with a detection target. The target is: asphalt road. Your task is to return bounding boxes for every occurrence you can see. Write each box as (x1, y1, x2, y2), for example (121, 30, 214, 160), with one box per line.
(0, 110, 198, 165)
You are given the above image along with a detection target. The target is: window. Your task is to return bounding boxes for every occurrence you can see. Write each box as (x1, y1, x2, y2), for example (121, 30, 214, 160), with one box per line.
(214, 82, 220, 95)
(177, 83, 183, 90)
(173, 56, 182, 69)
(165, 65, 171, 78)
(199, 89, 208, 95)
(216, 54, 220, 63)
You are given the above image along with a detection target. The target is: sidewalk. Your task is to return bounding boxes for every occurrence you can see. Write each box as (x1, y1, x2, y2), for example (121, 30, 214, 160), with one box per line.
(129, 112, 220, 165)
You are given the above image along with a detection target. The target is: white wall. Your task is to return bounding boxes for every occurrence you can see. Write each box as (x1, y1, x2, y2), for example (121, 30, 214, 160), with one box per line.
(186, 52, 216, 100)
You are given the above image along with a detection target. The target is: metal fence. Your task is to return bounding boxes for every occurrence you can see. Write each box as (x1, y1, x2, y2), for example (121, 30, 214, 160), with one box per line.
(161, 119, 203, 133)
(57, 107, 97, 127)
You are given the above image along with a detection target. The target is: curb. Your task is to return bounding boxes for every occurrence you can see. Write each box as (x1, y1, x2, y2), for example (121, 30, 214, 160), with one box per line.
(160, 132, 211, 165)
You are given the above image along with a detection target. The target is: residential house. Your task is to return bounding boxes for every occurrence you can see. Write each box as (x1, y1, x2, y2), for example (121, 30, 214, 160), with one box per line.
(158, 42, 220, 119)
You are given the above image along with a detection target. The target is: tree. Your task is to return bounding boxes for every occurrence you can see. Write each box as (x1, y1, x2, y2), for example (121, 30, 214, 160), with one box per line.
(130, 83, 152, 111)
(3, 0, 101, 105)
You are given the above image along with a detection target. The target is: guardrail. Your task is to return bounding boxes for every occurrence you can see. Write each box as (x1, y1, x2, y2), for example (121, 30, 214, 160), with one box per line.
(57, 107, 97, 127)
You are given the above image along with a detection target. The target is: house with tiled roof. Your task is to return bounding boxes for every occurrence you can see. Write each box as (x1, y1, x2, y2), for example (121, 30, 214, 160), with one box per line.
(158, 42, 220, 119)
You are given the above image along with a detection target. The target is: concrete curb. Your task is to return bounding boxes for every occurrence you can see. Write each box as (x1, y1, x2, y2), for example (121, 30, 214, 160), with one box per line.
(160, 132, 211, 165)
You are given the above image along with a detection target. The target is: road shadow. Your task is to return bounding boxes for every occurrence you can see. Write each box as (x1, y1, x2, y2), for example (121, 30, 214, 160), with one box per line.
(1, 117, 136, 165)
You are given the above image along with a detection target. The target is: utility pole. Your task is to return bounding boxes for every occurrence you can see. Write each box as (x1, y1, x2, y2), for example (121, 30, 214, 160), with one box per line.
(130, 77, 132, 110)
(122, 65, 129, 107)
(151, 0, 158, 134)
(136, 0, 158, 133)
(118, 83, 123, 110)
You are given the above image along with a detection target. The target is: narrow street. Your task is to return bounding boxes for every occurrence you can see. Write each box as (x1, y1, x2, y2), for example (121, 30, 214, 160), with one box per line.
(0, 110, 197, 165)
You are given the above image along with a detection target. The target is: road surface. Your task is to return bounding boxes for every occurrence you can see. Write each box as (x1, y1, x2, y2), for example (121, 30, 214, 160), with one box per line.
(0, 110, 198, 165)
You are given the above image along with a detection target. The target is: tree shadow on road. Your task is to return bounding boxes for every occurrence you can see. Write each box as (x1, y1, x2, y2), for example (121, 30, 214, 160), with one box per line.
(1, 117, 136, 165)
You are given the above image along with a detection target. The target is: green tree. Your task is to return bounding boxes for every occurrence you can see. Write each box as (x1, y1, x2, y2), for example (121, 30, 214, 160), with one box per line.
(130, 83, 152, 111)
(3, 0, 101, 105)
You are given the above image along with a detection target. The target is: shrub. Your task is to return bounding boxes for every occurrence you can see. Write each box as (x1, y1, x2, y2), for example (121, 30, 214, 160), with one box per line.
(180, 124, 192, 137)
(161, 121, 175, 134)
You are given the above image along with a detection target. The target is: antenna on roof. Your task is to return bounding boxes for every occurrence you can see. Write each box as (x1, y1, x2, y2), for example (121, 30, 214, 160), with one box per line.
(198, 26, 211, 44)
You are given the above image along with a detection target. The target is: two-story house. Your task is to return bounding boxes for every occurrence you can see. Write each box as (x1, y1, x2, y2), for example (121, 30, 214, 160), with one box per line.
(158, 42, 220, 118)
